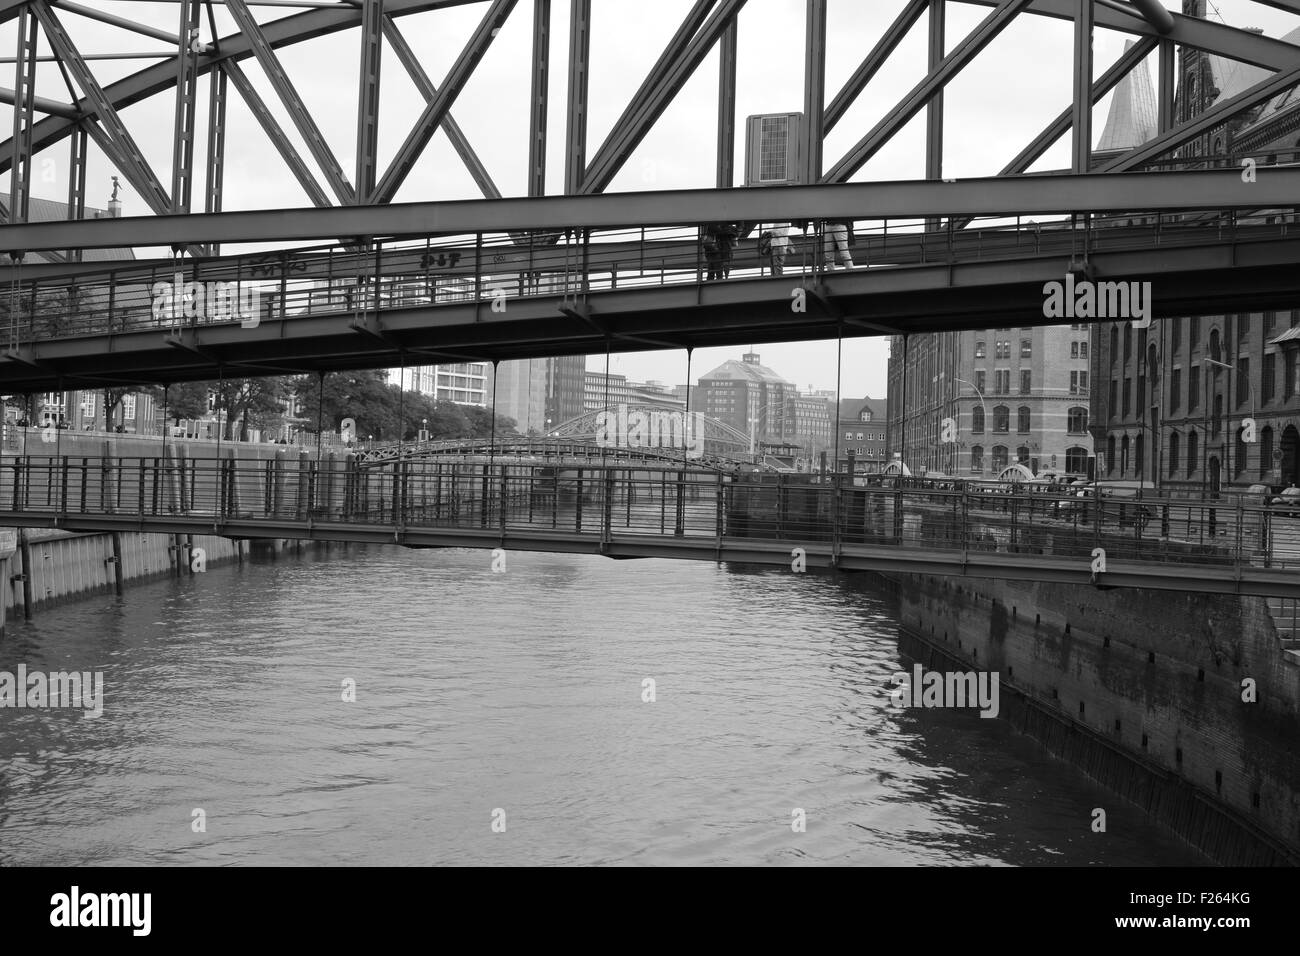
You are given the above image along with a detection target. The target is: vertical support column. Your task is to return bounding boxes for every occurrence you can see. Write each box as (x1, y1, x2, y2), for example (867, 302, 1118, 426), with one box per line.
(1157, 37, 1174, 136)
(66, 127, 87, 262)
(716, 16, 738, 189)
(9, 6, 38, 224)
(1071, 0, 1093, 174)
(528, 0, 551, 197)
(355, 0, 384, 203)
(205, 67, 228, 256)
(801, 0, 826, 184)
(172, 0, 202, 214)
(564, 0, 591, 194)
(926, 0, 944, 182)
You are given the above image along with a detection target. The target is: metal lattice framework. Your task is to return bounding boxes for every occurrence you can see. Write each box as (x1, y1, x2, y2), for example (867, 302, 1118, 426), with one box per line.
(2, 1, 1300, 247)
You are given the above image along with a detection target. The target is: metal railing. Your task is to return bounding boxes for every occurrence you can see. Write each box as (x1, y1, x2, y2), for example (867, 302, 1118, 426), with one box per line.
(3, 206, 1298, 344)
(1, 455, 1295, 580)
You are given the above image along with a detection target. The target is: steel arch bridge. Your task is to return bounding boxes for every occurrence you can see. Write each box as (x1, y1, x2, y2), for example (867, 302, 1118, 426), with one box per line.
(2, 0, 1300, 385)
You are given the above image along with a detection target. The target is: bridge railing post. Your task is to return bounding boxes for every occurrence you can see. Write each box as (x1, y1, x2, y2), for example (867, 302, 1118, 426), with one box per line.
(603, 470, 614, 544)
(474, 233, 483, 302)
(575, 468, 583, 533)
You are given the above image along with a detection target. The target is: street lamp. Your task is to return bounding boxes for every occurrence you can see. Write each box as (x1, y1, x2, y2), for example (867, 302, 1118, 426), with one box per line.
(954, 377, 987, 476)
(1205, 356, 1256, 485)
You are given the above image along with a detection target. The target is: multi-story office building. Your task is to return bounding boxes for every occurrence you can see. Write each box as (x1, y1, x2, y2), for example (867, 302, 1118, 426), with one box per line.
(886, 326, 1094, 477)
(492, 356, 586, 434)
(836, 398, 888, 472)
(583, 372, 686, 412)
(398, 364, 491, 406)
(698, 352, 799, 447)
(1088, 1, 1300, 492)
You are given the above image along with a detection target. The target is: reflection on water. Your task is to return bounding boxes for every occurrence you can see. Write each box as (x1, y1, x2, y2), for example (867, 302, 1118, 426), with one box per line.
(0, 546, 1202, 865)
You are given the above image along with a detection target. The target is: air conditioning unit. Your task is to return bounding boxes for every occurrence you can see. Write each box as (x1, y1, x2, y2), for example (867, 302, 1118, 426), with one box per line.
(744, 113, 803, 186)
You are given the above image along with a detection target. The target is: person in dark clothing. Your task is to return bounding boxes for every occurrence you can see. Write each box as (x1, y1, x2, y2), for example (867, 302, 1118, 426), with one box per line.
(702, 225, 723, 281)
(715, 222, 739, 278)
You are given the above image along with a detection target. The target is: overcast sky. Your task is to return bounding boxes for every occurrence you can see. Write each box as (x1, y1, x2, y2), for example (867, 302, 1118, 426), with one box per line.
(4, 0, 1297, 398)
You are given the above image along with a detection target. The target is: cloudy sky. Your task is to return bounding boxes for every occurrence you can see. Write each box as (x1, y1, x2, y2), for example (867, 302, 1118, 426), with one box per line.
(4, 0, 1296, 398)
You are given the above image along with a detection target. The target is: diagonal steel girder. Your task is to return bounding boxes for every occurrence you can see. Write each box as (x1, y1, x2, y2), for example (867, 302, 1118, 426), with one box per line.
(30, 0, 172, 214)
(222, 60, 331, 207)
(824, 0, 1036, 183)
(1102, 55, 1300, 171)
(9, 4, 37, 224)
(371, 0, 517, 205)
(581, 0, 746, 195)
(581, 0, 716, 190)
(8, 168, 1300, 251)
(1002, 35, 1157, 175)
(379, 14, 501, 199)
(824, 0, 926, 135)
(225, 0, 355, 204)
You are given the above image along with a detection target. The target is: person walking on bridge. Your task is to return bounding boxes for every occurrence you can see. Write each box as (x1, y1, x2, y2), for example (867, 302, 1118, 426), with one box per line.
(822, 219, 855, 270)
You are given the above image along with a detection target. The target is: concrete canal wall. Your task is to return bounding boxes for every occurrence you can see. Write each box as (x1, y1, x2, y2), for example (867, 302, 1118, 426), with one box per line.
(881, 572, 1300, 866)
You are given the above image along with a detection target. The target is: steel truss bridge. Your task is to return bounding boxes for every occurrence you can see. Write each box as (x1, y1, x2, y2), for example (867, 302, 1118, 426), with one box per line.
(0, 1, 1297, 389)
(1, 451, 1299, 598)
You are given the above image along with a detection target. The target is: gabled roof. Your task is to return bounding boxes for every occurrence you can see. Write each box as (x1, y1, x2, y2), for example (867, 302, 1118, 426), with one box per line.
(838, 396, 884, 422)
(699, 356, 791, 386)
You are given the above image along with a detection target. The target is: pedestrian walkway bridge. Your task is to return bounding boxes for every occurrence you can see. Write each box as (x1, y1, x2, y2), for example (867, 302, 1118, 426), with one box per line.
(1, 452, 1297, 600)
(6, 174, 1300, 391)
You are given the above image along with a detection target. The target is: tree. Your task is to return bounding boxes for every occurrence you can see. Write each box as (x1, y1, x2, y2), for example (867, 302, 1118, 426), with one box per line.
(161, 381, 212, 424)
(214, 377, 287, 440)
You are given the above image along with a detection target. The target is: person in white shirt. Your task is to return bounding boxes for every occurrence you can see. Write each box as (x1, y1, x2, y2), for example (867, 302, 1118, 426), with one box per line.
(765, 222, 794, 276)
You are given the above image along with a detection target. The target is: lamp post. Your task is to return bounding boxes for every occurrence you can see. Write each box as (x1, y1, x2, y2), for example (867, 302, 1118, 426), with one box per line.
(954, 377, 987, 476)
(1205, 356, 1255, 487)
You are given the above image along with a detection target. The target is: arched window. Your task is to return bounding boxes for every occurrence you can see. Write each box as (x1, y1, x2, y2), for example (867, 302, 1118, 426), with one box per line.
(1135, 434, 1145, 477)
(1110, 324, 1119, 360)
(1235, 426, 1249, 476)
(993, 405, 1010, 433)
(1017, 445, 1030, 464)
(1106, 435, 1116, 474)
(1123, 324, 1132, 363)
(1187, 429, 1199, 477)
(1121, 434, 1130, 475)
(1261, 426, 1274, 479)
(1169, 431, 1181, 476)
(1017, 406, 1031, 433)
(1209, 327, 1222, 363)
(971, 406, 984, 434)
(970, 445, 984, 473)
(992, 445, 1008, 471)
(1065, 446, 1088, 474)
(1067, 406, 1088, 433)
(1212, 394, 1223, 436)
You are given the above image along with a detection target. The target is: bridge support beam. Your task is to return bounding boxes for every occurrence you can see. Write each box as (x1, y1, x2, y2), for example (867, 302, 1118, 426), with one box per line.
(528, 0, 551, 197)
(1071, 0, 1092, 174)
(716, 15, 737, 188)
(564, 0, 590, 194)
(801, 0, 826, 184)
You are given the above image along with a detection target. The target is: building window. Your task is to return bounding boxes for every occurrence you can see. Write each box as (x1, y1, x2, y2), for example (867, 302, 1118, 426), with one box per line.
(1121, 434, 1130, 475)
(1020, 370, 1031, 395)
(1065, 446, 1088, 474)
(1190, 366, 1200, 410)
(1067, 406, 1088, 433)
(1108, 379, 1117, 419)
(1170, 367, 1181, 413)
(1109, 325, 1119, 361)
(1018, 406, 1031, 433)
(974, 340, 986, 358)
(1123, 324, 1132, 363)
(1263, 352, 1276, 403)
(1020, 339, 1032, 358)
(1070, 371, 1087, 395)
(1017, 445, 1030, 464)
(971, 406, 985, 433)
(991, 445, 1008, 471)
(995, 341, 1010, 360)
(970, 445, 984, 472)
(993, 405, 1010, 432)
(1190, 316, 1200, 350)
(1212, 394, 1223, 437)
(1235, 427, 1249, 476)
(1287, 351, 1297, 400)
(1236, 357, 1250, 407)
(1107, 435, 1116, 475)
(1168, 431, 1181, 475)
(1135, 434, 1144, 478)
(1261, 426, 1274, 479)
(1187, 429, 1199, 477)
(974, 370, 986, 393)
(1122, 377, 1132, 416)
(994, 370, 1010, 394)
(1171, 317, 1182, 353)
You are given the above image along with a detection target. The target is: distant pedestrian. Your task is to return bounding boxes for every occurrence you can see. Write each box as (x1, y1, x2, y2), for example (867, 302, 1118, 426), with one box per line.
(702, 225, 723, 281)
(760, 222, 794, 276)
(715, 222, 739, 278)
(822, 219, 855, 270)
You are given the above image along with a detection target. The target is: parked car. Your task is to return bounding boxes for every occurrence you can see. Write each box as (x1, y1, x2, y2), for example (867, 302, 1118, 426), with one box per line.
(1270, 484, 1300, 517)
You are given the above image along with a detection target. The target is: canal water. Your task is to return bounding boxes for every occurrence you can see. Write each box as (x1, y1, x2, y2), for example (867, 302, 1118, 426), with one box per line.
(0, 545, 1201, 866)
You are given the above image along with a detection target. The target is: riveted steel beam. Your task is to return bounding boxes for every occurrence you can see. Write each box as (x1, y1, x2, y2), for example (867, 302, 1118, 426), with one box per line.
(172, 0, 202, 213)
(8, 4, 37, 224)
(371, 0, 516, 204)
(355, 0, 383, 202)
(564, 0, 589, 194)
(527, 0, 550, 197)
